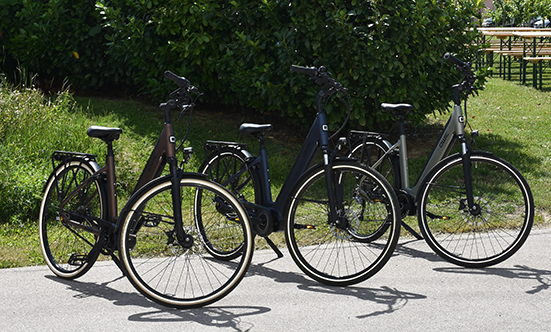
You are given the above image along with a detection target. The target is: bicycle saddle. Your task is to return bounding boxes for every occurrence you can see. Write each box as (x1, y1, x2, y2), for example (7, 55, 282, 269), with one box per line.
(87, 125, 123, 141)
(380, 103, 413, 116)
(239, 123, 273, 136)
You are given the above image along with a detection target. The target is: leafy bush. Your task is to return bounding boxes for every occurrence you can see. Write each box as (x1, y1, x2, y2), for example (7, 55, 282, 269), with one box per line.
(0, 0, 121, 88)
(1, 0, 484, 129)
(0, 77, 159, 224)
(0, 79, 97, 224)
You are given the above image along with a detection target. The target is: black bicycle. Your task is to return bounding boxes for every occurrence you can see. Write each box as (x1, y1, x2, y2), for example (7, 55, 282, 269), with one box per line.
(39, 72, 253, 308)
(198, 66, 401, 286)
(341, 53, 534, 267)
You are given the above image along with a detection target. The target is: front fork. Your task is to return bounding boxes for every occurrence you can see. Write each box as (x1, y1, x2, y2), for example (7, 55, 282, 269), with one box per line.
(168, 156, 194, 248)
(459, 136, 480, 215)
(322, 147, 346, 228)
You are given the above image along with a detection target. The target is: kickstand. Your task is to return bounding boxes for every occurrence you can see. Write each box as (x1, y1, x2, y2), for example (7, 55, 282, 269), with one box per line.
(264, 236, 284, 258)
(401, 221, 423, 240)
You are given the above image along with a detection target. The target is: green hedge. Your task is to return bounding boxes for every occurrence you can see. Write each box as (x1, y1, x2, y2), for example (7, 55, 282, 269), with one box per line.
(1, 0, 484, 129)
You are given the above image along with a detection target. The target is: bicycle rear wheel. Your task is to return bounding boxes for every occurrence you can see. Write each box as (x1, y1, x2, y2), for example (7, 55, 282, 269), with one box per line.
(39, 159, 105, 279)
(417, 152, 534, 267)
(286, 161, 400, 286)
(119, 175, 253, 309)
(348, 136, 398, 188)
(198, 146, 257, 260)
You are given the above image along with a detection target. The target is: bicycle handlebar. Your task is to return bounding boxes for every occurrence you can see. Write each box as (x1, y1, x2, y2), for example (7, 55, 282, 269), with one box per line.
(444, 53, 475, 79)
(290, 64, 350, 139)
(444, 53, 476, 103)
(165, 70, 200, 96)
(290, 65, 318, 77)
(290, 64, 345, 93)
(443, 53, 466, 67)
(165, 70, 188, 87)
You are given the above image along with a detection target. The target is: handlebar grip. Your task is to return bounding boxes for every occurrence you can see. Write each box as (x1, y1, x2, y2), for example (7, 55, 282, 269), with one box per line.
(290, 65, 318, 77)
(443, 53, 466, 67)
(164, 70, 190, 88)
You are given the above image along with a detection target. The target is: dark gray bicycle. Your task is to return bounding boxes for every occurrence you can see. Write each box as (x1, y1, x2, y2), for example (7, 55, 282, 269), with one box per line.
(197, 66, 401, 286)
(342, 53, 534, 268)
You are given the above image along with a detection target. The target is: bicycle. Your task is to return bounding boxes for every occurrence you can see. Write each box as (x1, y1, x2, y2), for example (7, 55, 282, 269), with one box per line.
(38, 72, 254, 309)
(342, 53, 534, 268)
(198, 65, 401, 286)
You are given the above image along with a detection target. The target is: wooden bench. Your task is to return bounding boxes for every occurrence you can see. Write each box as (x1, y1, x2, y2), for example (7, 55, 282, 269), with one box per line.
(523, 57, 551, 88)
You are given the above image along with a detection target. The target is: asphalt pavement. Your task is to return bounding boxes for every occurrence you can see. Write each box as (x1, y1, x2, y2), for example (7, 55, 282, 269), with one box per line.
(2, 228, 551, 331)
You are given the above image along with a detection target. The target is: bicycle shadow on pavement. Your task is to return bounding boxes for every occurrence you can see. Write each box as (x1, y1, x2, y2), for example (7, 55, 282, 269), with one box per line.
(432, 265, 551, 295)
(246, 258, 426, 319)
(44, 274, 271, 328)
(393, 239, 444, 263)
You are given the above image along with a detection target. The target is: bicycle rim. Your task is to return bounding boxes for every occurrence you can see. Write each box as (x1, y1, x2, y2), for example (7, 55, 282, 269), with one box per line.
(286, 162, 400, 286)
(119, 176, 253, 309)
(418, 153, 534, 267)
(39, 160, 104, 279)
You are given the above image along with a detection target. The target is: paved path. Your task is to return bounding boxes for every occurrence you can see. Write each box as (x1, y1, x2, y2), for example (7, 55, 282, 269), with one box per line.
(2, 228, 551, 331)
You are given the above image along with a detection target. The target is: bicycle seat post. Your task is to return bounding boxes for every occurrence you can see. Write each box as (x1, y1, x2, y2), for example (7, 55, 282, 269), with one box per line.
(105, 139, 119, 223)
(256, 131, 273, 204)
(86, 126, 122, 223)
(397, 114, 411, 190)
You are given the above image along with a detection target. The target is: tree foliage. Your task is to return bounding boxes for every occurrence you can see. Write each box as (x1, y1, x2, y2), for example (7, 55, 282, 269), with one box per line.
(1, 0, 484, 129)
(485, 0, 551, 27)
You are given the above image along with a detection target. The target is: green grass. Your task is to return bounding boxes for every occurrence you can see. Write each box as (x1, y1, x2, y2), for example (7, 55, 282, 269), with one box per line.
(1, 75, 550, 268)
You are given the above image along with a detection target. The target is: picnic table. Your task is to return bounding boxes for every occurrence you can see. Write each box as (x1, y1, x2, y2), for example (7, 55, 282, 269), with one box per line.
(479, 28, 551, 88)
(479, 28, 530, 78)
(513, 31, 551, 88)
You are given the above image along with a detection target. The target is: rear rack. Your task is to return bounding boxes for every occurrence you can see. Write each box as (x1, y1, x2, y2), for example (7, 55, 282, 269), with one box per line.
(203, 140, 248, 160)
(52, 151, 97, 171)
(52, 150, 97, 163)
(347, 130, 387, 142)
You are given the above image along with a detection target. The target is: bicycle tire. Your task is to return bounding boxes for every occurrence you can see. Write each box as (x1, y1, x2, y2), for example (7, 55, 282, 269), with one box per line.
(119, 175, 253, 309)
(198, 147, 257, 260)
(285, 160, 401, 286)
(39, 159, 105, 279)
(417, 152, 534, 268)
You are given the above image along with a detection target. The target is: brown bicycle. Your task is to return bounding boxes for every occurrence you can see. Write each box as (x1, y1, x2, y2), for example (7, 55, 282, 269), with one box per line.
(38, 72, 253, 309)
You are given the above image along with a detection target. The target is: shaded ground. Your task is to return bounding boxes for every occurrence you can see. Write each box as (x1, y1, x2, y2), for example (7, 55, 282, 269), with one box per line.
(193, 102, 445, 158)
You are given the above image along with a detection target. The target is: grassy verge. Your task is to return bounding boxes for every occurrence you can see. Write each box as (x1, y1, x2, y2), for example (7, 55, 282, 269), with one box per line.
(1, 76, 550, 268)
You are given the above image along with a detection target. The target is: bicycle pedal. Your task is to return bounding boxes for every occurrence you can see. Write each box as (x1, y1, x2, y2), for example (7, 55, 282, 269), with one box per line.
(68, 253, 88, 266)
(426, 211, 450, 220)
(294, 224, 316, 230)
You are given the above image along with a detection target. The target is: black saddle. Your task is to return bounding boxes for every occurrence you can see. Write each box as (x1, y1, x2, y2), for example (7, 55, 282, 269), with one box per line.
(239, 123, 273, 136)
(87, 125, 122, 142)
(380, 103, 414, 116)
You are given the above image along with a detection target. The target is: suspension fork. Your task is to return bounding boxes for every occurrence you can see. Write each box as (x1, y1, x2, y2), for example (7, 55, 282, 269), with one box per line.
(168, 156, 194, 248)
(459, 136, 478, 213)
(322, 147, 345, 227)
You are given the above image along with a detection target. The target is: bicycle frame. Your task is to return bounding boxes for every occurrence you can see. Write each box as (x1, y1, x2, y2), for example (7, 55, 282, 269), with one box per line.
(389, 102, 466, 199)
(219, 90, 339, 233)
(53, 102, 186, 245)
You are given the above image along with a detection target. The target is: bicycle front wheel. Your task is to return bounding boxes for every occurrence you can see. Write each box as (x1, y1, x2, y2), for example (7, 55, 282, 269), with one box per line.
(119, 175, 253, 309)
(286, 161, 400, 286)
(39, 159, 105, 279)
(417, 152, 534, 267)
